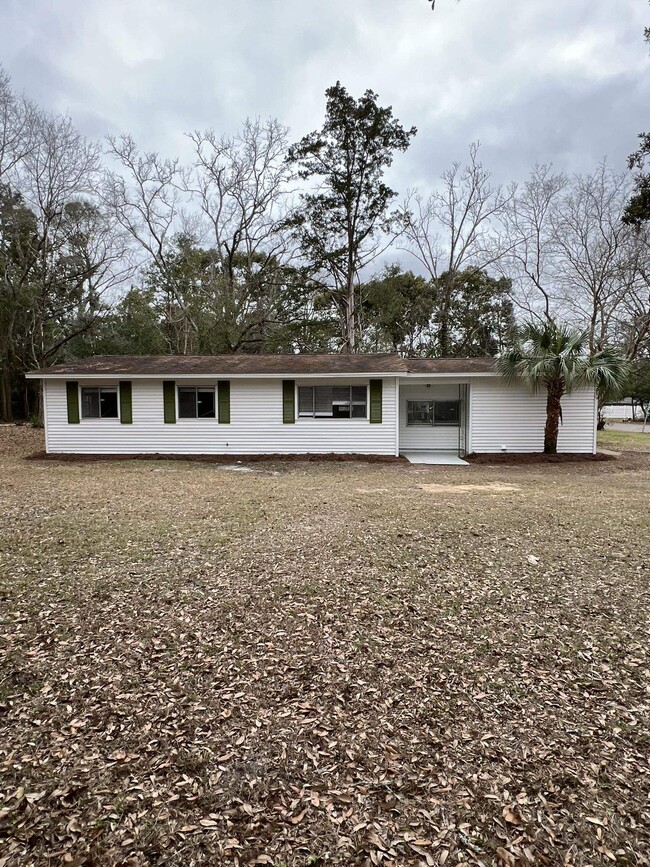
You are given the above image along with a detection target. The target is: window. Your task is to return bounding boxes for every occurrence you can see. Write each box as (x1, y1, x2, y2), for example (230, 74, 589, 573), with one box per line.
(406, 399, 460, 427)
(407, 400, 434, 426)
(81, 387, 118, 419)
(434, 401, 460, 426)
(178, 387, 216, 419)
(298, 385, 367, 419)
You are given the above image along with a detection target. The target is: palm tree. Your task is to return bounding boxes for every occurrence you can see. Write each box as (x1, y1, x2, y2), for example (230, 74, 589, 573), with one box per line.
(496, 322, 630, 454)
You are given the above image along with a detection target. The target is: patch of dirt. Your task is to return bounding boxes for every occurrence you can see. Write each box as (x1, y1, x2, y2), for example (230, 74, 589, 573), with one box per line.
(419, 482, 521, 494)
(1, 425, 649, 866)
(467, 451, 613, 464)
(25, 449, 407, 465)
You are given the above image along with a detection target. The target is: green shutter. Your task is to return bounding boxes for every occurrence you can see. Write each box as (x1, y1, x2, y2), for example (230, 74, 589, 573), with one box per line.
(282, 380, 295, 424)
(163, 381, 176, 424)
(369, 379, 382, 424)
(119, 381, 132, 424)
(66, 381, 80, 424)
(218, 380, 230, 424)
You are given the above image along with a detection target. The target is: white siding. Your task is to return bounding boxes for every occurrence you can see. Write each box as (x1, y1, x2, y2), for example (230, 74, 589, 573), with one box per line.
(469, 377, 597, 454)
(44, 377, 398, 456)
(399, 384, 463, 451)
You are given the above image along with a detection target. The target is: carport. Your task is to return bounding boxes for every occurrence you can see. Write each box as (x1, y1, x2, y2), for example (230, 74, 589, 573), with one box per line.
(398, 379, 469, 460)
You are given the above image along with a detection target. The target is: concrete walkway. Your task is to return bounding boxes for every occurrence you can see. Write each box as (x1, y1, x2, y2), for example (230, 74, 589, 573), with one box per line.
(401, 451, 469, 466)
(605, 423, 649, 433)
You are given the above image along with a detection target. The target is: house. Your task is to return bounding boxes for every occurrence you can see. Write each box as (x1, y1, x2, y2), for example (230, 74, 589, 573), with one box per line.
(25, 354, 598, 458)
(601, 399, 638, 421)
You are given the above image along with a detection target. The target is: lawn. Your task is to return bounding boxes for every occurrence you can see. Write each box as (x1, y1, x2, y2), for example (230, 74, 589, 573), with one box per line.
(1, 427, 649, 867)
(598, 428, 650, 452)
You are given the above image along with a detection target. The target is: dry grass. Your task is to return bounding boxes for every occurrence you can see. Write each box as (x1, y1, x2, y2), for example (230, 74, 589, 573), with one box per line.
(1, 426, 649, 867)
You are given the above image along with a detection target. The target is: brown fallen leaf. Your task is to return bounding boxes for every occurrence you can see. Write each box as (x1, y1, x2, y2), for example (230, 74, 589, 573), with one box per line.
(496, 847, 516, 867)
(2, 425, 649, 867)
(503, 806, 523, 825)
(288, 807, 309, 824)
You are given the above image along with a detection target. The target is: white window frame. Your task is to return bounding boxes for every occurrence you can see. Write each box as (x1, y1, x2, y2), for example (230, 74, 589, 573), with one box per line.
(177, 385, 217, 420)
(297, 385, 368, 420)
(80, 385, 119, 420)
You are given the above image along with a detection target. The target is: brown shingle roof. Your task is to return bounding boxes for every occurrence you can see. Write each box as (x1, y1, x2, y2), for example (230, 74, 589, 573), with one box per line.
(405, 357, 496, 373)
(27, 354, 497, 377)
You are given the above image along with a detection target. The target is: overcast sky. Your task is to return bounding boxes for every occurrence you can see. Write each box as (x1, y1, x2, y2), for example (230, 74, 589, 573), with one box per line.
(1, 0, 648, 196)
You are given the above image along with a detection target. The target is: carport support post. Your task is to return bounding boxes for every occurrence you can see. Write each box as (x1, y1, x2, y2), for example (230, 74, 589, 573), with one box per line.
(395, 377, 400, 456)
(458, 383, 469, 457)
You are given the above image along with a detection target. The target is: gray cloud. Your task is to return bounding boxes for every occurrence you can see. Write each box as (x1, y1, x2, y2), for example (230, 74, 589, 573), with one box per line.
(1, 0, 648, 197)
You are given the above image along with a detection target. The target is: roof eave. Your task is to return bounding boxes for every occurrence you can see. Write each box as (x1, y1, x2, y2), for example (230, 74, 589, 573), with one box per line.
(27, 369, 497, 380)
(25, 370, 403, 380)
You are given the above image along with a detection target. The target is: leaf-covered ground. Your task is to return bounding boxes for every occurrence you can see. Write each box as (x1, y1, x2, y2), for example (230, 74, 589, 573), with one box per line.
(1, 426, 649, 867)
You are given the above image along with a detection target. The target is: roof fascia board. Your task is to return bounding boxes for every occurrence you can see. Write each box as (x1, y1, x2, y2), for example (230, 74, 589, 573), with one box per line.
(27, 370, 498, 380)
(25, 371, 402, 380)
(402, 371, 495, 378)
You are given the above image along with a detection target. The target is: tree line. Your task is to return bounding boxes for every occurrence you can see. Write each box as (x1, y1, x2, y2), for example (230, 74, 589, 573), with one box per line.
(1, 70, 649, 422)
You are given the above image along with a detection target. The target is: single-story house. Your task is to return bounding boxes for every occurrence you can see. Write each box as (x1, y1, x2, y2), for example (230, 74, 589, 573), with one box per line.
(25, 354, 598, 458)
(601, 399, 639, 421)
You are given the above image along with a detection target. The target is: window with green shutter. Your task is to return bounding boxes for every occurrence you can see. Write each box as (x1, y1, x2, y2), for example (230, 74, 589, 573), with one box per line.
(119, 381, 133, 424)
(282, 380, 295, 423)
(218, 380, 230, 424)
(66, 381, 80, 424)
(163, 381, 176, 423)
(369, 379, 383, 424)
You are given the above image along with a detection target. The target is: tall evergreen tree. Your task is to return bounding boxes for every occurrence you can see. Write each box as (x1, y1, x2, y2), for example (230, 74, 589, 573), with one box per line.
(287, 82, 416, 352)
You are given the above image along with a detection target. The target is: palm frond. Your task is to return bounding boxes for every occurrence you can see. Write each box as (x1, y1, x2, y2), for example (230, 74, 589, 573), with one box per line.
(579, 349, 631, 398)
(496, 321, 627, 397)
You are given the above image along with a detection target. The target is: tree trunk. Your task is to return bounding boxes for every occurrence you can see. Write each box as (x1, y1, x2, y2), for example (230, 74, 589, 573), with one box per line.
(0, 367, 13, 422)
(34, 381, 44, 427)
(344, 274, 356, 353)
(544, 381, 564, 454)
(436, 274, 454, 357)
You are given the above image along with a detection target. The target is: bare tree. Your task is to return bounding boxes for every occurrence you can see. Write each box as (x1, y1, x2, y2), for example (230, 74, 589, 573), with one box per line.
(500, 163, 650, 357)
(187, 118, 290, 271)
(496, 163, 567, 322)
(402, 143, 512, 355)
(0, 111, 130, 420)
(17, 114, 100, 370)
(551, 165, 645, 352)
(104, 135, 198, 352)
(184, 117, 293, 351)
(0, 65, 37, 183)
(617, 231, 650, 359)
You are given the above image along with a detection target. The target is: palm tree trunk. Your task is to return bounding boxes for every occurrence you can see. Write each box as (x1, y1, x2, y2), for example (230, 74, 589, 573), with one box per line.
(544, 381, 564, 454)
